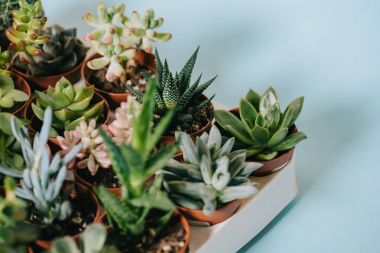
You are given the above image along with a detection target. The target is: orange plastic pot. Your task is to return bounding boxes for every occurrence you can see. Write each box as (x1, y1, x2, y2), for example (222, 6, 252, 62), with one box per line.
(178, 200, 241, 226)
(12, 74, 31, 117)
(229, 108, 297, 176)
(12, 57, 85, 91)
(23, 92, 110, 148)
(33, 181, 104, 250)
(81, 50, 156, 107)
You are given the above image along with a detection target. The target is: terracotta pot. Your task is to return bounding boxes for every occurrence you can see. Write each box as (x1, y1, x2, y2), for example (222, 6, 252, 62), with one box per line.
(160, 95, 214, 145)
(12, 57, 85, 91)
(33, 181, 104, 250)
(179, 200, 241, 225)
(229, 108, 297, 176)
(23, 92, 110, 148)
(12, 74, 31, 117)
(72, 167, 122, 198)
(177, 211, 191, 253)
(81, 50, 156, 107)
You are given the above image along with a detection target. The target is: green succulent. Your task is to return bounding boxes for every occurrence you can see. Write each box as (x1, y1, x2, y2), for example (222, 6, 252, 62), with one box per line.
(0, 107, 82, 224)
(162, 125, 261, 216)
(0, 177, 39, 253)
(5, 0, 48, 56)
(32, 77, 105, 137)
(95, 81, 178, 246)
(128, 47, 217, 125)
(0, 74, 29, 110)
(0, 47, 10, 74)
(0, 0, 37, 30)
(49, 224, 120, 253)
(15, 24, 88, 76)
(215, 87, 307, 160)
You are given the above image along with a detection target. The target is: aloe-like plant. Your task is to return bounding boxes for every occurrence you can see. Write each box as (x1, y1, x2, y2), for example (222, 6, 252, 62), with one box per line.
(0, 177, 39, 253)
(83, 3, 171, 82)
(49, 224, 120, 253)
(32, 77, 105, 136)
(0, 107, 82, 224)
(14, 24, 88, 76)
(57, 119, 111, 176)
(0, 74, 29, 110)
(128, 47, 217, 127)
(161, 125, 261, 216)
(95, 81, 178, 247)
(215, 87, 307, 160)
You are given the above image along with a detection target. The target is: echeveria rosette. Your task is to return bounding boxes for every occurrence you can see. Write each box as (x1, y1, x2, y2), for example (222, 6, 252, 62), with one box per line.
(15, 24, 88, 76)
(0, 74, 29, 110)
(215, 87, 307, 160)
(161, 125, 261, 216)
(31, 77, 105, 137)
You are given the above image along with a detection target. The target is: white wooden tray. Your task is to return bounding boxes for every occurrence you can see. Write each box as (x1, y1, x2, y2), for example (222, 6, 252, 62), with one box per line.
(189, 157, 298, 253)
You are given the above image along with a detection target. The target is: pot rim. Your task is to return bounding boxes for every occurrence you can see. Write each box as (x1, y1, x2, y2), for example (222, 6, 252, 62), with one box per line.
(11, 73, 31, 116)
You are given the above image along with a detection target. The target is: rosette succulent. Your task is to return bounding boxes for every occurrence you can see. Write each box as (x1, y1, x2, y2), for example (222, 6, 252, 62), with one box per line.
(57, 119, 111, 176)
(215, 87, 307, 160)
(161, 125, 261, 216)
(0, 107, 82, 224)
(15, 24, 88, 76)
(84, 3, 171, 82)
(0, 74, 29, 110)
(128, 47, 216, 128)
(32, 77, 105, 136)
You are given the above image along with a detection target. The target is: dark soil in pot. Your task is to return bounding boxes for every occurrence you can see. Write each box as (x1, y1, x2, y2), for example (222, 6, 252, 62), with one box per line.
(107, 214, 189, 253)
(76, 167, 121, 188)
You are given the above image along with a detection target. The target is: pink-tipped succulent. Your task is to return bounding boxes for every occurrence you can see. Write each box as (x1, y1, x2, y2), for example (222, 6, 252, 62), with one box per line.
(83, 3, 171, 82)
(57, 119, 111, 176)
(106, 96, 142, 145)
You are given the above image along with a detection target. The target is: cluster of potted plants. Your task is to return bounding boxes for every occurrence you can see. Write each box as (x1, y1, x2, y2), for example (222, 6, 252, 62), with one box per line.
(0, 1, 307, 252)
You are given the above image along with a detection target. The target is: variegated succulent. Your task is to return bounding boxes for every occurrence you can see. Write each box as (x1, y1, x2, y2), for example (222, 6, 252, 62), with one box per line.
(161, 125, 261, 216)
(32, 77, 105, 136)
(57, 119, 111, 176)
(83, 3, 171, 82)
(215, 87, 307, 160)
(105, 96, 142, 144)
(0, 107, 82, 224)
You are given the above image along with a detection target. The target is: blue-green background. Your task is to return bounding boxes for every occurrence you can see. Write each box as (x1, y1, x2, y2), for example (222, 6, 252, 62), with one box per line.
(44, 0, 380, 252)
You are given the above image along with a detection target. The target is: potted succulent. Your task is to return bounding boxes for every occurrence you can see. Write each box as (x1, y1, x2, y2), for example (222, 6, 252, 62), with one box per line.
(0, 177, 40, 253)
(161, 125, 261, 225)
(82, 2, 172, 106)
(128, 47, 217, 144)
(95, 83, 190, 253)
(214, 87, 307, 176)
(0, 107, 103, 251)
(0, 73, 30, 116)
(13, 24, 88, 90)
(57, 96, 142, 197)
(24, 77, 110, 146)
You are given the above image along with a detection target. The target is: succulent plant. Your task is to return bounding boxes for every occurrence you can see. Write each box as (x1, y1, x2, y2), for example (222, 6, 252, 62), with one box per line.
(49, 224, 120, 253)
(105, 96, 142, 145)
(215, 87, 307, 160)
(0, 112, 27, 172)
(15, 24, 88, 76)
(0, 47, 10, 74)
(0, 107, 82, 224)
(32, 77, 105, 137)
(128, 47, 216, 127)
(161, 125, 261, 216)
(0, 177, 39, 253)
(5, 0, 48, 56)
(0, 0, 37, 31)
(57, 119, 111, 176)
(0, 74, 29, 110)
(95, 82, 177, 245)
(84, 3, 171, 82)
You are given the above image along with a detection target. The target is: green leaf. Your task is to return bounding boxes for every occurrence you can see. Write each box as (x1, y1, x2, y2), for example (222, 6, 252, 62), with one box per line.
(259, 87, 279, 119)
(272, 132, 307, 151)
(286, 96, 304, 126)
(145, 143, 178, 176)
(246, 89, 261, 110)
(162, 73, 179, 109)
(267, 127, 288, 147)
(194, 75, 217, 95)
(239, 98, 257, 129)
(255, 151, 278, 160)
(83, 101, 104, 120)
(146, 111, 174, 152)
(250, 125, 270, 144)
(279, 106, 294, 129)
(219, 184, 258, 203)
(178, 46, 199, 92)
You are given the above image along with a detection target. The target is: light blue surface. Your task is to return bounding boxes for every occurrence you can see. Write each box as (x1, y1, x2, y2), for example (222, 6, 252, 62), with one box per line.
(44, 1, 380, 252)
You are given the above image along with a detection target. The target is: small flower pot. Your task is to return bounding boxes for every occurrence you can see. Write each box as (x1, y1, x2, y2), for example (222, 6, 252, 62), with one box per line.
(178, 200, 241, 226)
(12, 57, 85, 91)
(32, 181, 104, 250)
(160, 95, 214, 145)
(8, 74, 31, 117)
(81, 50, 156, 108)
(229, 108, 297, 176)
(23, 92, 110, 149)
